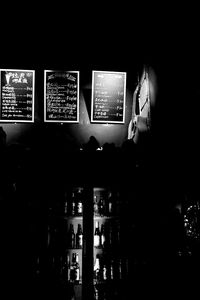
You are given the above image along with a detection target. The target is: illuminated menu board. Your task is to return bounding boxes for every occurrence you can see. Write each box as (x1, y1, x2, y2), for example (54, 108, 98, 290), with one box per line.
(91, 71, 126, 123)
(44, 70, 79, 123)
(0, 69, 35, 122)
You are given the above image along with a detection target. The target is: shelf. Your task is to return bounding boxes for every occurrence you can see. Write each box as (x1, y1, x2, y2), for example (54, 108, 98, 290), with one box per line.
(49, 214, 83, 220)
(93, 279, 125, 285)
(93, 215, 119, 219)
(72, 281, 82, 285)
(63, 215, 83, 220)
(67, 248, 83, 250)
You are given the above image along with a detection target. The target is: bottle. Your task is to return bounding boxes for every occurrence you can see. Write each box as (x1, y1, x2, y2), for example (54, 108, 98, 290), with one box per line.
(102, 261, 108, 281)
(64, 191, 68, 216)
(93, 254, 101, 283)
(49, 254, 56, 280)
(110, 259, 115, 280)
(100, 223, 106, 248)
(94, 221, 101, 248)
(123, 258, 129, 280)
(108, 222, 113, 247)
(70, 253, 80, 283)
(116, 222, 121, 247)
(71, 192, 76, 216)
(76, 188, 83, 216)
(94, 284, 100, 300)
(94, 195, 99, 216)
(107, 191, 114, 215)
(68, 224, 76, 249)
(118, 258, 123, 280)
(76, 224, 83, 249)
(62, 252, 70, 283)
(64, 200, 68, 216)
(34, 255, 41, 281)
(98, 196, 104, 216)
(55, 254, 62, 280)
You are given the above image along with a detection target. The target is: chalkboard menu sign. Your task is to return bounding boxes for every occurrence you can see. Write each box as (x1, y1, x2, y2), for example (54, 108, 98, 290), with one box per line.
(0, 69, 35, 122)
(44, 70, 79, 123)
(91, 71, 126, 123)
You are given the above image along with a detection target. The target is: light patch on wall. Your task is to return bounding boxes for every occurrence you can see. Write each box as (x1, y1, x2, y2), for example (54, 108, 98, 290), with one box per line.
(2, 123, 32, 145)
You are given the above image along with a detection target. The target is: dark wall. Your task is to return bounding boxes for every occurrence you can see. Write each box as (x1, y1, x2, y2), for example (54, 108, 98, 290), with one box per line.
(0, 55, 146, 150)
(1, 8, 199, 171)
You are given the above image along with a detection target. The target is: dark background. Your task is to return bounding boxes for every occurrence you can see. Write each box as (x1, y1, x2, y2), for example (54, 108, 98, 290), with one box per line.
(1, 4, 200, 299)
(1, 8, 200, 171)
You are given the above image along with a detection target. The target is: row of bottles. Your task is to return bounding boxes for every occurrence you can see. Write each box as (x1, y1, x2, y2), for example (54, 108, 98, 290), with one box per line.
(49, 187, 84, 217)
(68, 223, 83, 249)
(93, 283, 124, 300)
(48, 222, 83, 250)
(63, 252, 81, 284)
(93, 189, 121, 217)
(47, 187, 84, 299)
(64, 188, 84, 217)
(49, 187, 123, 218)
(94, 220, 122, 249)
(93, 254, 128, 283)
(93, 187, 128, 300)
(48, 252, 81, 284)
(46, 186, 128, 300)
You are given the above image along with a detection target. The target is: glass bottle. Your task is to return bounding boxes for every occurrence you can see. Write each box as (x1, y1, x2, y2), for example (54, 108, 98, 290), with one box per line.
(118, 258, 123, 280)
(100, 223, 106, 248)
(94, 221, 101, 248)
(76, 223, 83, 249)
(98, 196, 104, 216)
(107, 191, 114, 216)
(110, 259, 114, 280)
(70, 253, 80, 283)
(62, 252, 70, 283)
(94, 195, 99, 216)
(93, 254, 101, 283)
(64, 191, 68, 216)
(76, 188, 83, 216)
(64, 200, 68, 216)
(102, 261, 108, 281)
(94, 284, 100, 300)
(71, 192, 76, 216)
(68, 224, 76, 249)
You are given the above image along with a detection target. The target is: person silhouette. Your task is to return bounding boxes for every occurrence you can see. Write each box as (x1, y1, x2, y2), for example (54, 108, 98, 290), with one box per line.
(83, 135, 100, 152)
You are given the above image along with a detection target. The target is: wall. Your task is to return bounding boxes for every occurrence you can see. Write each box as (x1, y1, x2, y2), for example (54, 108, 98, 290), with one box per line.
(1, 66, 151, 150)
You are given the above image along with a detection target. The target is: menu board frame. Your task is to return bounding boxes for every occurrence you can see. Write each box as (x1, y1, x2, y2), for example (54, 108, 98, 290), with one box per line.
(44, 70, 80, 123)
(0, 68, 35, 123)
(91, 70, 126, 124)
